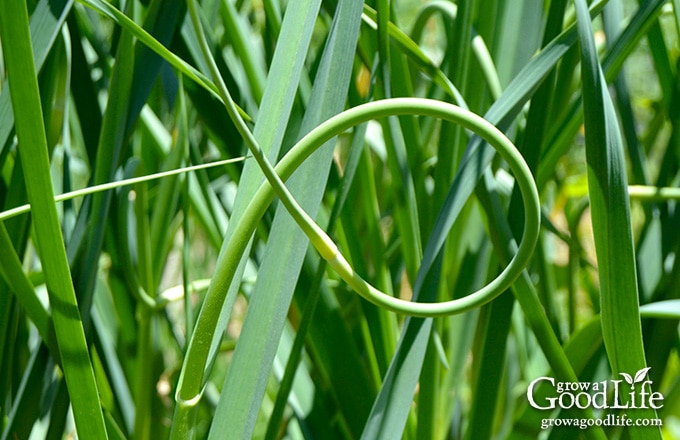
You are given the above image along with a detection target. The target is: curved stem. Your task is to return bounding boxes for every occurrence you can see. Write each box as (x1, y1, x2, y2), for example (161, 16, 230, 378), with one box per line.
(410, 1, 502, 99)
(277, 99, 540, 317)
(174, 6, 539, 437)
(172, 99, 541, 434)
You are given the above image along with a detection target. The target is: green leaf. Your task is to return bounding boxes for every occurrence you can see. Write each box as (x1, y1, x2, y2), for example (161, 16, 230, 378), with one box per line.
(208, 1, 365, 437)
(0, 0, 107, 437)
(0, 0, 73, 155)
(170, 0, 325, 437)
(574, 0, 661, 437)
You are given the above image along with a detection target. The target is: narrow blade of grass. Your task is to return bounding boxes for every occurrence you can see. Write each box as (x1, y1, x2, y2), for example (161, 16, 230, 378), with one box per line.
(574, 0, 661, 437)
(171, 0, 323, 436)
(0, 0, 73, 154)
(208, 1, 364, 437)
(0, 224, 52, 350)
(0, 0, 107, 437)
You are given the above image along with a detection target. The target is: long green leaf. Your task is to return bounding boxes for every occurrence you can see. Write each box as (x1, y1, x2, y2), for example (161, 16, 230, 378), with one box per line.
(0, 224, 52, 350)
(170, 0, 323, 436)
(574, 0, 661, 438)
(208, 1, 364, 437)
(0, 0, 107, 437)
(0, 0, 73, 156)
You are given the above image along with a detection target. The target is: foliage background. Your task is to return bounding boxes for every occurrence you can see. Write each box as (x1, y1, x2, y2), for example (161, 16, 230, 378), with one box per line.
(1, 0, 679, 438)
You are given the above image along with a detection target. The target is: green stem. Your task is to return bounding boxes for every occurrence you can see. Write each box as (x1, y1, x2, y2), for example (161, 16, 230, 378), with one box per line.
(628, 185, 680, 201)
(172, 98, 540, 437)
(0, 157, 246, 222)
(173, 8, 538, 438)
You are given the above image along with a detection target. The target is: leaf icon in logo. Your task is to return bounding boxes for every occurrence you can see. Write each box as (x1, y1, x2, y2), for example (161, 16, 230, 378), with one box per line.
(633, 367, 651, 384)
(619, 372, 634, 385)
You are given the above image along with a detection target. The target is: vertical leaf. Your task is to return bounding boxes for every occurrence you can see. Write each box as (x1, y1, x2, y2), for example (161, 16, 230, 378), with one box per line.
(208, 1, 365, 438)
(0, 0, 73, 155)
(573, 0, 661, 437)
(0, 0, 107, 437)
